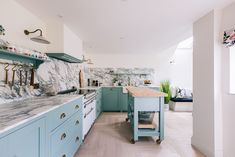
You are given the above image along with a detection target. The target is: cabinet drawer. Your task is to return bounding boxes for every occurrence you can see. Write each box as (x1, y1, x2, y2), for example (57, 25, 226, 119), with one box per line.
(47, 98, 82, 131)
(50, 111, 82, 156)
(54, 131, 82, 157)
(135, 98, 160, 111)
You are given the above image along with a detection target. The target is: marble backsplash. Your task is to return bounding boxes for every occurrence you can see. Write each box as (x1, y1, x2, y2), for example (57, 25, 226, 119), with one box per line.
(84, 68, 155, 86)
(0, 58, 155, 103)
(0, 59, 82, 104)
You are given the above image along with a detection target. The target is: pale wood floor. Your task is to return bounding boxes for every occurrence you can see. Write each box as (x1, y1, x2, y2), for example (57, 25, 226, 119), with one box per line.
(74, 111, 205, 157)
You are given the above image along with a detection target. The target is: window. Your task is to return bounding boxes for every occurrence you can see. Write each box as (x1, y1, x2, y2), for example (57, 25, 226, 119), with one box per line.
(230, 46, 235, 94)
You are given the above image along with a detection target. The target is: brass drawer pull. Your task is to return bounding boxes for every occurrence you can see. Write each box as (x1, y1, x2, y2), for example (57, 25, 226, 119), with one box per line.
(60, 113, 66, 119)
(62, 154, 66, 157)
(75, 105, 79, 109)
(75, 120, 79, 125)
(76, 136, 79, 142)
(60, 133, 66, 140)
(84, 107, 94, 119)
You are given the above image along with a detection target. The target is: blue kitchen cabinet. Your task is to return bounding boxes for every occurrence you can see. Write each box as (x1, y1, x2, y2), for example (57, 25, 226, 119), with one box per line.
(0, 135, 8, 157)
(102, 87, 121, 111)
(101, 87, 128, 112)
(0, 96, 83, 157)
(49, 111, 83, 157)
(0, 118, 45, 157)
(45, 97, 83, 157)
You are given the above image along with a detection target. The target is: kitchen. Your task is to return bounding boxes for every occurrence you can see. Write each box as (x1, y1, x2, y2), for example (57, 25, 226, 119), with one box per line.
(1, 0, 235, 157)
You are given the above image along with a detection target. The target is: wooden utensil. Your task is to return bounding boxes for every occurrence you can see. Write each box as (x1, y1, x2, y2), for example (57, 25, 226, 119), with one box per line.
(79, 70, 85, 88)
(19, 70, 22, 86)
(11, 65, 17, 87)
(30, 68, 34, 86)
(18, 65, 23, 86)
(25, 70, 28, 85)
(4, 63, 9, 84)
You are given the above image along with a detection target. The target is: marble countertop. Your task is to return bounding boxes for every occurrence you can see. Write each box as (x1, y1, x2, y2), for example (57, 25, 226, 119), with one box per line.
(0, 94, 82, 134)
(78, 86, 102, 90)
(78, 85, 160, 90)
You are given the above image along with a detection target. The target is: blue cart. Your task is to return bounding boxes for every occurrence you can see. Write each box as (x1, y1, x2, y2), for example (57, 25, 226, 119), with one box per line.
(126, 87, 166, 144)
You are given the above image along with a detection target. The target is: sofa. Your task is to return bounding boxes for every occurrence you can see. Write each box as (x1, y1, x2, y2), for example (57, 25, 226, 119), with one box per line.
(169, 87, 193, 112)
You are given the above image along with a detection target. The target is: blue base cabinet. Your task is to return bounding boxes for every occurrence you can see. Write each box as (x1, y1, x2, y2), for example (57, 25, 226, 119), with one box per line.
(0, 97, 83, 157)
(46, 97, 83, 157)
(102, 87, 128, 112)
(0, 118, 45, 157)
(102, 87, 120, 111)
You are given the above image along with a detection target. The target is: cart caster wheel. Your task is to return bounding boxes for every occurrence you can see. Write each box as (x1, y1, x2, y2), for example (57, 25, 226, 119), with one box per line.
(130, 139, 136, 144)
(156, 139, 162, 144)
(125, 118, 129, 122)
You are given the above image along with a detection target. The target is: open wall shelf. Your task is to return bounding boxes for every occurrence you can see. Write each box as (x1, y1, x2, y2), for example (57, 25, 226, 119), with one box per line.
(0, 49, 48, 68)
(46, 53, 83, 63)
(110, 73, 151, 75)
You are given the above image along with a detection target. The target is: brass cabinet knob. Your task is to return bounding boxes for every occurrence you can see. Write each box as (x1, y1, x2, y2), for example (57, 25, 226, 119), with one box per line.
(76, 136, 79, 142)
(60, 113, 66, 119)
(60, 133, 66, 140)
(75, 120, 79, 125)
(75, 105, 79, 109)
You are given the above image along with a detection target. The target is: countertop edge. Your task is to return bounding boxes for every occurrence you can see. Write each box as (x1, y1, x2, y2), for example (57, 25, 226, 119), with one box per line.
(0, 95, 83, 137)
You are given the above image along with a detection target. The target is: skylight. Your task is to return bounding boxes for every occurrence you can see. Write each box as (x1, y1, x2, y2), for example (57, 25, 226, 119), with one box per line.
(230, 46, 235, 94)
(177, 37, 193, 49)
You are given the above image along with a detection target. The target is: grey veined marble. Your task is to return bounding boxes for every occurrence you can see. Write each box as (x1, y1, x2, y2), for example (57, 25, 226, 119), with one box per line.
(0, 94, 81, 133)
(0, 59, 82, 103)
(84, 67, 155, 86)
(37, 59, 82, 91)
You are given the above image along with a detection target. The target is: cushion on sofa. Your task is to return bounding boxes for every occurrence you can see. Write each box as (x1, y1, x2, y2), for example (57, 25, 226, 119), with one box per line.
(170, 97, 193, 102)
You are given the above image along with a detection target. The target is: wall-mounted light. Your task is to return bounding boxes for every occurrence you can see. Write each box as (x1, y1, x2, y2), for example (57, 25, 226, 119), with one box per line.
(170, 60, 176, 65)
(24, 29, 50, 44)
(87, 59, 93, 64)
(82, 55, 93, 64)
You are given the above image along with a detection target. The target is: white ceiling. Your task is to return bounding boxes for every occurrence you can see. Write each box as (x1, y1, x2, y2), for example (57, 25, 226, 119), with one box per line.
(16, 0, 233, 54)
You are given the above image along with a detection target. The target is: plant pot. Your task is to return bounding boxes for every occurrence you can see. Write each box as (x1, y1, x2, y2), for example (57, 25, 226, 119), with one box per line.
(164, 104, 169, 111)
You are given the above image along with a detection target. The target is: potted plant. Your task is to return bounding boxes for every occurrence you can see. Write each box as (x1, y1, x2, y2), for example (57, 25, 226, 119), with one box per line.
(0, 25, 7, 50)
(0, 25, 5, 36)
(160, 80, 172, 110)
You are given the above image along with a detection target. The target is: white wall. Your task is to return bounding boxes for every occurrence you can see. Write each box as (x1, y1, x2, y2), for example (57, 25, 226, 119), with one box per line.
(86, 46, 192, 88)
(220, 3, 235, 157)
(169, 48, 192, 89)
(192, 10, 223, 157)
(64, 25, 83, 59)
(192, 11, 215, 157)
(0, 0, 47, 52)
(45, 19, 83, 59)
(45, 17, 64, 52)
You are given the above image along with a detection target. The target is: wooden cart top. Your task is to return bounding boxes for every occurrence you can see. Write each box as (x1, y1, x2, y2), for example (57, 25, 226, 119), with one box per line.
(126, 86, 167, 97)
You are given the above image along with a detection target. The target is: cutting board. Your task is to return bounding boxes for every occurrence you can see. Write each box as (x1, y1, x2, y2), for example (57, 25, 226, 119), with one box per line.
(79, 70, 85, 88)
